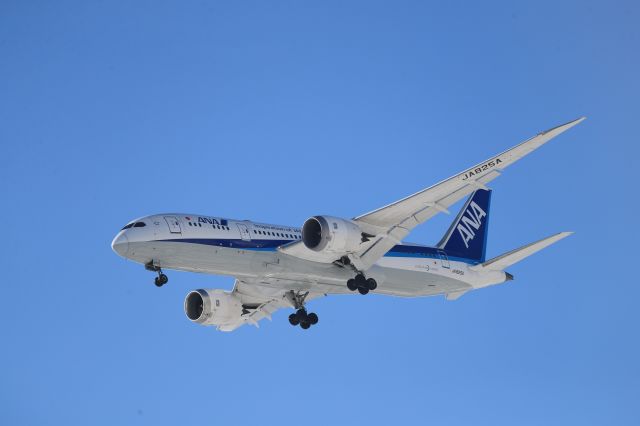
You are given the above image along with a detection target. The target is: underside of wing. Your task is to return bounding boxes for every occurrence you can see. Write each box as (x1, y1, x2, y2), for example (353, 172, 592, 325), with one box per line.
(215, 279, 326, 331)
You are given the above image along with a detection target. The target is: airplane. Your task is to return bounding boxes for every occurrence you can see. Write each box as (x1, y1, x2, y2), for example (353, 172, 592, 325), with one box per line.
(111, 117, 584, 331)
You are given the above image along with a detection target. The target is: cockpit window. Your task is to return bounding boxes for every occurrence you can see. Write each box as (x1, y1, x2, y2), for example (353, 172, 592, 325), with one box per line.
(122, 222, 146, 230)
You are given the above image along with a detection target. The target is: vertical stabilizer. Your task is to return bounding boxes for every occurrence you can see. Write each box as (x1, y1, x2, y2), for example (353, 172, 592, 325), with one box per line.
(437, 189, 492, 262)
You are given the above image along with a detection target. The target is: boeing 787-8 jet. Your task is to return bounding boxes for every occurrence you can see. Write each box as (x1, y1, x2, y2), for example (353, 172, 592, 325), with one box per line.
(112, 118, 584, 331)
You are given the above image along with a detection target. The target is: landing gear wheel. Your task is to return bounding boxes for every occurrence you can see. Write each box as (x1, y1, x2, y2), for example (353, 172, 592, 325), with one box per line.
(347, 279, 357, 291)
(296, 308, 308, 323)
(358, 286, 370, 295)
(288, 313, 300, 326)
(366, 278, 377, 291)
(286, 291, 318, 330)
(154, 273, 168, 287)
(355, 274, 366, 285)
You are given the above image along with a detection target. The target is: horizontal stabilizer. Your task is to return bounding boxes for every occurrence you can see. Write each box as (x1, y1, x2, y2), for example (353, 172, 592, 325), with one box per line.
(445, 290, 468, 301)
(471, 232, 573, 272)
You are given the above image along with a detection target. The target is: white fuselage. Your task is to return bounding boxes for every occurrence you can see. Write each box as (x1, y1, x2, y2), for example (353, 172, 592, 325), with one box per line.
(112, 214, 507, 298)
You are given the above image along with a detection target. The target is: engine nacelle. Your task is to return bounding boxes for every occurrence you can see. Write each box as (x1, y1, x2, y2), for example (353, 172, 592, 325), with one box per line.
(184, 289, 242, 327)
(302, 215, 363, 255)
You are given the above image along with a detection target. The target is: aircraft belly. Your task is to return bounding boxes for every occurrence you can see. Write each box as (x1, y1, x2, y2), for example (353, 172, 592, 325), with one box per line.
(258, 255, 471, 298)
(374, 267, 471, 297)
(127, 241, 471, 298)
(128, 241, 258, 277)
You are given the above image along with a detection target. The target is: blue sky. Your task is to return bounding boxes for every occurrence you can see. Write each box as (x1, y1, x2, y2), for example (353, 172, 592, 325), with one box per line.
(1, 1, 638, 424)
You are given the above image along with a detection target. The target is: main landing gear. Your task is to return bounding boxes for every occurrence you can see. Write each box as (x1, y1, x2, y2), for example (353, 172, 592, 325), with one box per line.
(145, 261, 168, 287)
(288, 309, 319, 330)
(347, 274, 377, 295)
(286, 291, 319, 330)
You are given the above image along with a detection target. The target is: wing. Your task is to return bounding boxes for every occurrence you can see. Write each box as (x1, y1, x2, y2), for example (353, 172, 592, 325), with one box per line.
(216, 279, 326, 331)
(280, 117, 585, 270)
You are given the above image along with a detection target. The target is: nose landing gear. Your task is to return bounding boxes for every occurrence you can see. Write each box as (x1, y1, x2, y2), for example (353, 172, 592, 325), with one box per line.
(154, 273, 168, 287)
(146, 261, 168, 287)
(347, 274, 377, 295)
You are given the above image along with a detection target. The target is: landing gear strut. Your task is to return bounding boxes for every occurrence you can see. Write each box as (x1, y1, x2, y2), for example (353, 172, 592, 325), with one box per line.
(347, 274, 377, 295)
(146, 261, 168, 287)
(285, 291, 319, 330)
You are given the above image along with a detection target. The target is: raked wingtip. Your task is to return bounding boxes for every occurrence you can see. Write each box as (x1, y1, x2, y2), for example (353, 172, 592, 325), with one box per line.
(539, 116, 586, 136)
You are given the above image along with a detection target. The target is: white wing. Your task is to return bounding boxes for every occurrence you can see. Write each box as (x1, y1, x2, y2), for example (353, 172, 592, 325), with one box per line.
(216, 279, 326, 332)
(280, 117, 585, 270)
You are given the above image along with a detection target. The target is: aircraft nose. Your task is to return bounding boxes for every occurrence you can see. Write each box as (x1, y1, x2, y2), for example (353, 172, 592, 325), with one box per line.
(111, 232, 130, 257)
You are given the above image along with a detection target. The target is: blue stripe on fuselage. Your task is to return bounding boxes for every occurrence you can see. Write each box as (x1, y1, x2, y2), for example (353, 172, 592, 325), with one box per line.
(156, 238, 481, 265)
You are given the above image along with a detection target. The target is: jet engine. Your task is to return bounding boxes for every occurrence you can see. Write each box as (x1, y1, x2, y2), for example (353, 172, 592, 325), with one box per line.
(302, 215, 365, 255)
(184, 289, 242, 326)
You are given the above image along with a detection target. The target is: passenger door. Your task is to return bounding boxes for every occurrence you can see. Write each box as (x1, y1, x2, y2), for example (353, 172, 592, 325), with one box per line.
(437, 250, 450, 269)
(164, 216, 182, 234)
(237, 223, 251, 241)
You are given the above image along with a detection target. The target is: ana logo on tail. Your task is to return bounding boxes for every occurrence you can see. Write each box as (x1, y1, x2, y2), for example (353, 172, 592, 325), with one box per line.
(457, 201, 487, 248)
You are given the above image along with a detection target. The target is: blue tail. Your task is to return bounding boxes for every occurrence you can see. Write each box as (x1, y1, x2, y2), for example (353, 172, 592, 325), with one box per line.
(437, 189, 492, 262)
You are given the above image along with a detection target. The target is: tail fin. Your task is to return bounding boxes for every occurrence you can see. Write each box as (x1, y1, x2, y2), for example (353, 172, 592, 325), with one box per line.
(437, 189, 492, 262)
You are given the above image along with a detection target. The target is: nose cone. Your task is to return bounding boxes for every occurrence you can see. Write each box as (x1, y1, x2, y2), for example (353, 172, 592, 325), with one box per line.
(111, 232, 130, 257)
